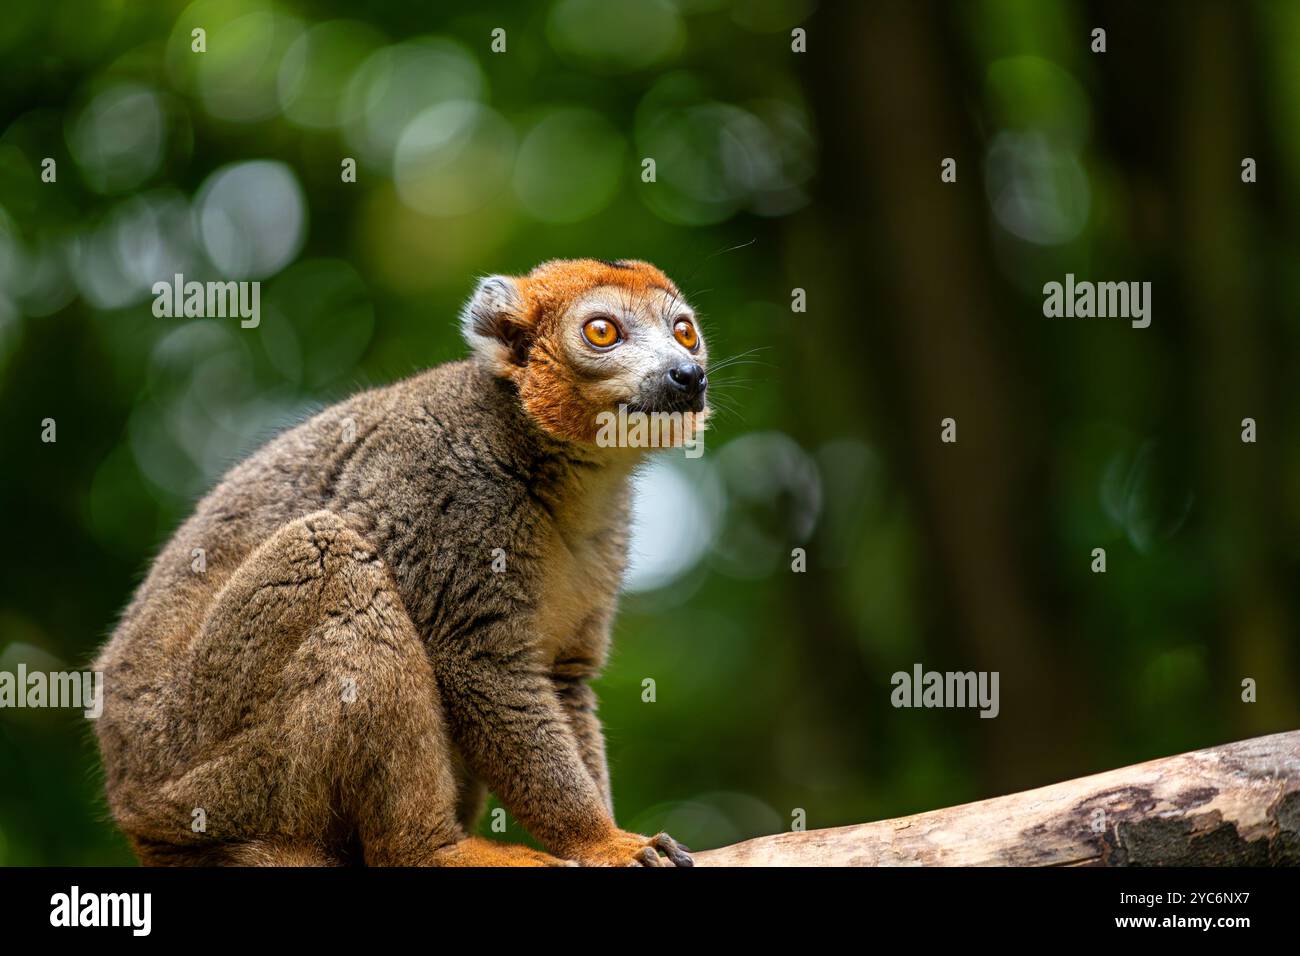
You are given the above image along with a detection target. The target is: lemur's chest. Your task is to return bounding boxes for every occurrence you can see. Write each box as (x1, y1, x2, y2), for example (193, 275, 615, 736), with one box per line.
(531, 511, 629, 664)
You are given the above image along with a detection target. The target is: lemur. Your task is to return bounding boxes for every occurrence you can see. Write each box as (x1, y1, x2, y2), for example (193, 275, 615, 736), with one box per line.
(93, 259, 708, 867)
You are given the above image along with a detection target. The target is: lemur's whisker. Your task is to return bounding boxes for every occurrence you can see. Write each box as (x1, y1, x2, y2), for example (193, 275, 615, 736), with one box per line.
(709, 346, 771, 363)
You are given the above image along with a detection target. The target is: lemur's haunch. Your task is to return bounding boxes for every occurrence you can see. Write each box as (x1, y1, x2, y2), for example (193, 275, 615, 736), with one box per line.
(94, 259, 708, 867)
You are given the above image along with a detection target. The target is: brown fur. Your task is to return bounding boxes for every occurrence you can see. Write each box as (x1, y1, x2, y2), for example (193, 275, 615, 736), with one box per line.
(93, 260, 703, 867)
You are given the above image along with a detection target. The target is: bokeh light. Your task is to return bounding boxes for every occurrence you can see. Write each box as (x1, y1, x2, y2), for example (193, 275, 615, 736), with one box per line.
(513, 108, 626, 223)
(342, 37, 485, 168)
(194, 160, 306, 278)
(67, 83, 167, 194)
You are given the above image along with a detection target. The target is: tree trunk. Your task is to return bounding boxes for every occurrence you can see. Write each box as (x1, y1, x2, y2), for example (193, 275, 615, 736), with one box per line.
(694, 731, 1300, 866)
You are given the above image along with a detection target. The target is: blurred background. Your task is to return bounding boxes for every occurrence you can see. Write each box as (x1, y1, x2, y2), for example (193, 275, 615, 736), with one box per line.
(1, 0, 1297, 865)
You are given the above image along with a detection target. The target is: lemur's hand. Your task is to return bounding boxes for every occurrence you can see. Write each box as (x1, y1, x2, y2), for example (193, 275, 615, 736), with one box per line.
(572, 829, 693, 867)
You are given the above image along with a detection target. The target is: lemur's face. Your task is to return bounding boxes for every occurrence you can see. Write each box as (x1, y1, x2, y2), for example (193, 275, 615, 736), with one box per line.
(462, 259, 709, 445)
(562, 282, 708, 415)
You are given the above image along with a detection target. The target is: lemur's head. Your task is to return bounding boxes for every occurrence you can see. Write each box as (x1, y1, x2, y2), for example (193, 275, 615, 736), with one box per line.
(461, 258, 708, 444)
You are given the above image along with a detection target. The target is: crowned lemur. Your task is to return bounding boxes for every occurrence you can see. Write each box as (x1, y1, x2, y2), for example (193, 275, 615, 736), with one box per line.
(94, 259, 709, 866)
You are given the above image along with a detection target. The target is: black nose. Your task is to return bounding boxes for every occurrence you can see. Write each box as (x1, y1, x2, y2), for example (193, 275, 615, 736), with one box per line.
(666, 363, 706, 397)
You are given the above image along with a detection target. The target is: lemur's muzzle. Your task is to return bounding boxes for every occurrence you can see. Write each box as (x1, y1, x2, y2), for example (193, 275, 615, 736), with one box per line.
(661, 362, 707, 412)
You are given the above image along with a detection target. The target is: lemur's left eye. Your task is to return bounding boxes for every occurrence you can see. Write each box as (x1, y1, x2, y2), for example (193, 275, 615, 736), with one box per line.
(673, 318, 698, 351)
(582, 317, 620, 348)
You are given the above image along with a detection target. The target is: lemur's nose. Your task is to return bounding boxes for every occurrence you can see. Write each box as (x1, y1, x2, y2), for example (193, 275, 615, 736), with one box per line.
(666, 362, 706, 397)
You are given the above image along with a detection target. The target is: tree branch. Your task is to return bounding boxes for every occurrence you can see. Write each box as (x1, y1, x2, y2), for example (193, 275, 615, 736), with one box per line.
(693, 731, 1300, 866)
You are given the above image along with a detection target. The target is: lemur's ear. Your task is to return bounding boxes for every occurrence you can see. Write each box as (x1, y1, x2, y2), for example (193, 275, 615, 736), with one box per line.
(460, 275, 531, 371)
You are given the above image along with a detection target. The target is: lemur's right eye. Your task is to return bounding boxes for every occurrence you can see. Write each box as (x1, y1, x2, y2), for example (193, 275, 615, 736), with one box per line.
(672, 318, 699, 351)
(582, 317, 620, 348)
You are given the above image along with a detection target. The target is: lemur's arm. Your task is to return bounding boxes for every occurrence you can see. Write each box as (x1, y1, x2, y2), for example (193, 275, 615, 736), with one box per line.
(435, 637, 609, 856)
(553, 663, 613, 815)
(434, 632, 688, 866)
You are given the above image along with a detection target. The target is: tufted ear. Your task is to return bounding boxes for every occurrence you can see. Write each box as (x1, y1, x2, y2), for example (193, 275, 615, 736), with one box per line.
(460, 275, 531, 372)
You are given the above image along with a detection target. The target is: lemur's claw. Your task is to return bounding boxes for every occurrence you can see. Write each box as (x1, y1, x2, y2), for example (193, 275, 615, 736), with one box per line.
(574, 829, 693, 867)
(651, 832, 694, 867)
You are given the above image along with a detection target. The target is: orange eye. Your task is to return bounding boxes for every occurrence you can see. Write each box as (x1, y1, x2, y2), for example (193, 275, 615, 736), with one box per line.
(582, 318, 620, 348)
(673, 318, 698, 350)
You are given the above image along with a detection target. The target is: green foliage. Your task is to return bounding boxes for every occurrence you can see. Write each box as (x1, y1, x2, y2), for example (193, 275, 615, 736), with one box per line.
(0, 1, 1296, 864)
